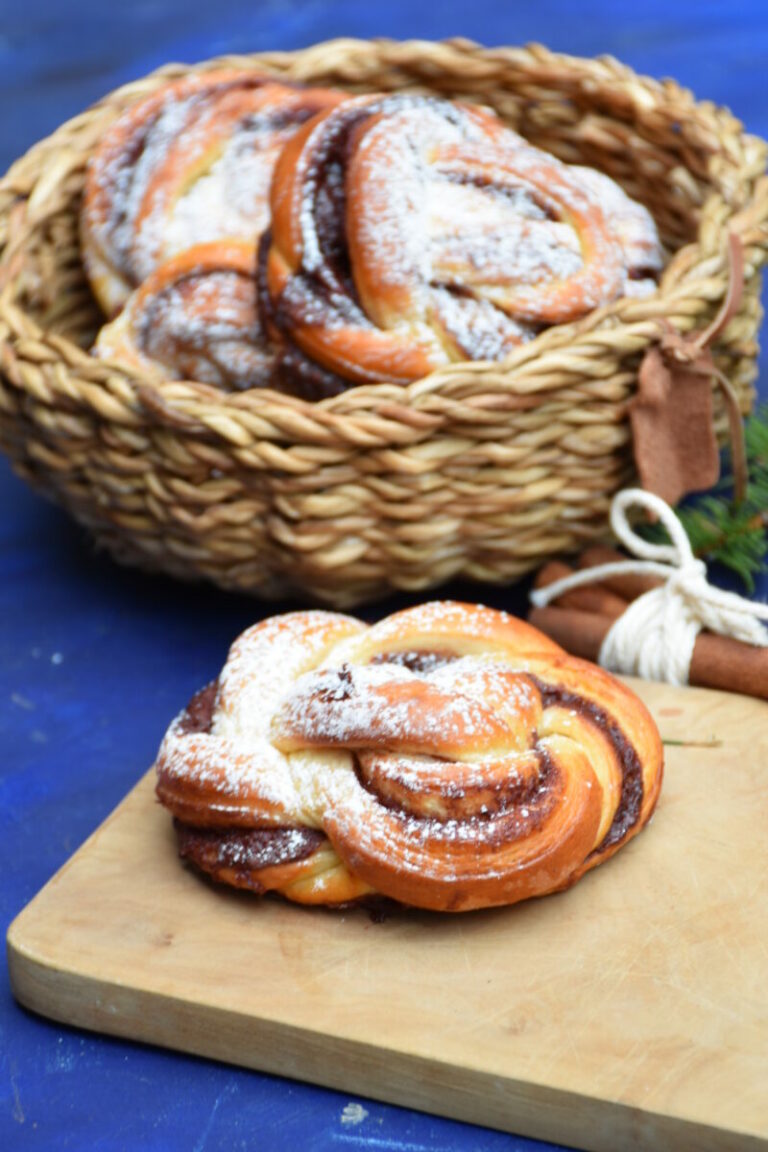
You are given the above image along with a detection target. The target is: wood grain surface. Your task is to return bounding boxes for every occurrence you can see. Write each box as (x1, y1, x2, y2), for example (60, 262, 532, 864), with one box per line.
(7, 679, 768, 1152)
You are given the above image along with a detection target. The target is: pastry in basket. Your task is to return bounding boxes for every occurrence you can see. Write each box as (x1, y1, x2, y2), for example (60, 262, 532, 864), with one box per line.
(262, 93, 663, 389)
(154, 602, 663, 912)
(81, 71, 343, 316)
(571, 166, 664, 298)
(94, 241, 270, 389)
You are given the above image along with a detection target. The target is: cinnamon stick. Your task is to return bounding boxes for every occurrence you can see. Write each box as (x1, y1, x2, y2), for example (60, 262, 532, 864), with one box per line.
(529, 605, 768, 700)
(577, 546, 663, 601)
(534, 561, 629, 619)
(529, 606, 611, 663)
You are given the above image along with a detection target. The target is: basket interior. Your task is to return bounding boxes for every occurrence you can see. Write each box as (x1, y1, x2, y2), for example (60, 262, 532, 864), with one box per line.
(8, 50, 733, 353)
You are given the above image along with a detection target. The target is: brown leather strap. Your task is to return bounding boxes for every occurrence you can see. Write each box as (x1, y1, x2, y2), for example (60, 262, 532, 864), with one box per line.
(635, 234, 748, 503)
(693, 232, 744, 350)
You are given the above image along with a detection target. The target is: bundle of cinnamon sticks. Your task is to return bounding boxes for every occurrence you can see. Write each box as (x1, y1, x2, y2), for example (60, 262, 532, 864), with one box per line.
(529, 546, 768, 700)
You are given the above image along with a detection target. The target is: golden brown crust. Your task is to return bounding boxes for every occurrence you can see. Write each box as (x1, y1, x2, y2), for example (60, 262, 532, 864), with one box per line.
(154, 602, 663, 912)
(175, 822, 374, 904)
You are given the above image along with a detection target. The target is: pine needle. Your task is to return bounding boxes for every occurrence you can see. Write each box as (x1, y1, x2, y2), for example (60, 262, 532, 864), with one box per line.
(639, 404, 768, 592)
(662, 736, 722, 748)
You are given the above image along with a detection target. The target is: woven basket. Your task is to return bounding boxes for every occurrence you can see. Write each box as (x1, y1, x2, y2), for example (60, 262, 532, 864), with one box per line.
(1, 40, 766, 607)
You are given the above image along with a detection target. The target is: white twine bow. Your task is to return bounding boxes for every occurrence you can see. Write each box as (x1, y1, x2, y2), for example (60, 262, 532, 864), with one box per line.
(529, 488, 768, 685)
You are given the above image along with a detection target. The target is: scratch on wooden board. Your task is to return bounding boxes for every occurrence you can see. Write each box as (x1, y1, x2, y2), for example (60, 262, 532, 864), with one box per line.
(643, 1043, 703, 1105)
(601, 1038, 647, 1097)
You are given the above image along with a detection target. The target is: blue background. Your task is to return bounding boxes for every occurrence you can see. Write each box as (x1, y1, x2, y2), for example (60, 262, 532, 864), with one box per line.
(2, 3, 767, 1150)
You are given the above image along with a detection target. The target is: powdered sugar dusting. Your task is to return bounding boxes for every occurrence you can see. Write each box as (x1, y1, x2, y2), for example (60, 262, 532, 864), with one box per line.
(155, 612, 364, 824)
(140, 264, 268, 386)
(155, 715, 302, 818)
(274, 662, 511, 759)
(214, 611, 364, 744)
(428, 174, 583, 293)
(318, 753, 558, 888)
(160, 138, 276, 261)
(95, 247, 274, 388)
(572, 166, 664, 278)
(360, 600, 517, 647)
(110, 91, 198, 281)
(427, 286, 535, 361)
(86, 77, 337, 307)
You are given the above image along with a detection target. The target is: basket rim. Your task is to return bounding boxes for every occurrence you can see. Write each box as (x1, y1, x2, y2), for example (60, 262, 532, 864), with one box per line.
(1, 37, 766, 443)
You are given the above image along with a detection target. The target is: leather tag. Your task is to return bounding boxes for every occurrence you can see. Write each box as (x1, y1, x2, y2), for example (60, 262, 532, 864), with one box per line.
(630, 345, 720, 506)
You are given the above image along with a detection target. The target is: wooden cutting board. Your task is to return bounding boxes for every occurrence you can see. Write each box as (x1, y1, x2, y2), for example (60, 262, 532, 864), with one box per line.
(7, 679, 768, 1152)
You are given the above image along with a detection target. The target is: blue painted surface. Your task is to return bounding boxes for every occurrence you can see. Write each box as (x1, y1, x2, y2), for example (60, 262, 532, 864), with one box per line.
(1, 3, 767, 1149)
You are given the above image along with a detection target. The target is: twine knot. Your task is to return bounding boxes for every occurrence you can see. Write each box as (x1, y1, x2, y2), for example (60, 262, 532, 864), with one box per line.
(530, 488, 768, 686)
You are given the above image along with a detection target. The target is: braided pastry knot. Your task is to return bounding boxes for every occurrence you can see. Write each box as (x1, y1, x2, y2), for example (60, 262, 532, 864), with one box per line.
(81, 72, 343, 316)
(263, 93, 662, 389)
(155, 603, 663, 912)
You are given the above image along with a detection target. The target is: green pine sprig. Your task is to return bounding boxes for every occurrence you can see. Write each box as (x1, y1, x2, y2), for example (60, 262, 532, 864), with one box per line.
(639, 403, 768, 592)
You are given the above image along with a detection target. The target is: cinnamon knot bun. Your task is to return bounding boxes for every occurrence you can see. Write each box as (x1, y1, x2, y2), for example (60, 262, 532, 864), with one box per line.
(155, 602, 663, 912)
(262, 94, 663, 389)
(81, 72, 343, 316)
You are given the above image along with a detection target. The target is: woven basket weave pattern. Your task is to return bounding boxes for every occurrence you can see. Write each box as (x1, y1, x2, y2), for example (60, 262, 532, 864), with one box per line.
(0, 39, 766, 606)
